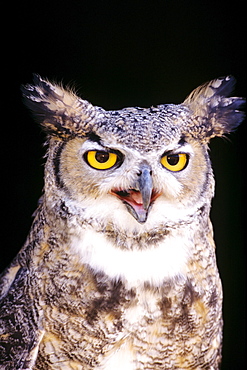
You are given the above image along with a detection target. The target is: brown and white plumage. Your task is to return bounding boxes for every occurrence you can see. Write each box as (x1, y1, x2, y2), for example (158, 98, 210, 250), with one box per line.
(0, 75, 245, 369)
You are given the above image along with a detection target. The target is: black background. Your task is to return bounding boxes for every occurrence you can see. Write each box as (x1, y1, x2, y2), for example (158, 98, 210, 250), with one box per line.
(1, 1, 245, 368)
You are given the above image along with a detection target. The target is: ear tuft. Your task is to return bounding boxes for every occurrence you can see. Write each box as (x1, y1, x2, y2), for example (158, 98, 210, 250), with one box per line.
(183, 76, 245, 141)
(21, 74, 100, 139)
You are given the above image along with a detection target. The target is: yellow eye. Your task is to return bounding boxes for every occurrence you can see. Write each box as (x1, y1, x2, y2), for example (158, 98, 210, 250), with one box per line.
(85, 150, 119, 170)
(160, 153, 188, 172)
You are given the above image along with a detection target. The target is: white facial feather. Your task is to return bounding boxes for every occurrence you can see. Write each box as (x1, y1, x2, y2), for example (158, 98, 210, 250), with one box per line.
(67, 188, 202, 235)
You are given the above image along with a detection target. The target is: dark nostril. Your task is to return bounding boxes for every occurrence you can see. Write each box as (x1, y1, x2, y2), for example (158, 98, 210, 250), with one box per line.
(137, 163, 152, 177)
(137, 169, 152, 176)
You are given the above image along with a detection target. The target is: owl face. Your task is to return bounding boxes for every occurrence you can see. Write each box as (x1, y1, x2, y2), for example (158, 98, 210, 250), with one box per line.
(57, 131, 212, 231)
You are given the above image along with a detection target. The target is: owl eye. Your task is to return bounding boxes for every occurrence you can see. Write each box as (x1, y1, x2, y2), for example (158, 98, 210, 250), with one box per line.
(85, 150, 119, 170)
(160, 153, 188, 172)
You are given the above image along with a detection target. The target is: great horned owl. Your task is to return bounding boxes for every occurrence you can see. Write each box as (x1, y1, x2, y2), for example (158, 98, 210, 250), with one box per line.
(0, 75, 244, 369)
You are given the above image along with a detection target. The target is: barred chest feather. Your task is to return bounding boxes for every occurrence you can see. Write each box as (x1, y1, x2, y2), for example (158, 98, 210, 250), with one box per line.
(28, 221, 223, 369)
(37, 225, 220, 370)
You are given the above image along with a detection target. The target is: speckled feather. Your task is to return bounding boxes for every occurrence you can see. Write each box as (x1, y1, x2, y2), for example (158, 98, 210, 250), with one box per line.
(0, 75, 245, 369)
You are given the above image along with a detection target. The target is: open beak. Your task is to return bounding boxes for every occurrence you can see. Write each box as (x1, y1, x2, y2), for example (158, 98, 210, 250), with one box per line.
(110, 164, 160, 223)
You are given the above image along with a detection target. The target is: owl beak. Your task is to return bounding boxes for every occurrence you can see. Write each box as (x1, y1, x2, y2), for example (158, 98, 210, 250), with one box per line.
(136, 164, 153, 211)
(128, 165, 154, 223)
(110, 164, 160, 223)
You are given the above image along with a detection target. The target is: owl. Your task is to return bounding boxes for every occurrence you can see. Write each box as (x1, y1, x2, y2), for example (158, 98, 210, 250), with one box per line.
(0, 75, 244, 370)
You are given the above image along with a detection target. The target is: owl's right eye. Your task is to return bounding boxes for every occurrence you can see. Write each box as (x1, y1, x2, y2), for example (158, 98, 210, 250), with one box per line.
(84, 150, 121, 170)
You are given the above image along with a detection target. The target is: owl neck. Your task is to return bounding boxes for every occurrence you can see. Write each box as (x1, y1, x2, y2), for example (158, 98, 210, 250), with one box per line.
(25, 198, 213, 289)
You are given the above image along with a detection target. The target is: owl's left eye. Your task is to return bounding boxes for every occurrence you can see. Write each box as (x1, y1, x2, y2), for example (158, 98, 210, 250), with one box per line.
(160, 153, 188, 172)
(84, 150, 120, 170)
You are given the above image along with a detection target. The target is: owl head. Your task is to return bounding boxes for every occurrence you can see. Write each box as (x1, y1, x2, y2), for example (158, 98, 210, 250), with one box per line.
(22, 75, 245, 232)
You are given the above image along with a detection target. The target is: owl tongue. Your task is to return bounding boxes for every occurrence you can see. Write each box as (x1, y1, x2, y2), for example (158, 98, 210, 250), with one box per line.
(128, 190, 143, 205)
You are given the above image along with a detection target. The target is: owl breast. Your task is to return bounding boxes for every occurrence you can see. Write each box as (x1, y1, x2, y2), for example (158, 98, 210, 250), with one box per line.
(40, 216, 221, 369)
(36, 244, 222, 370)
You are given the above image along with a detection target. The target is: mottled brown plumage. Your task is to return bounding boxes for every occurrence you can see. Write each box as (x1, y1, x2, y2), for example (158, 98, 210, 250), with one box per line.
(0, 75, 244, 369)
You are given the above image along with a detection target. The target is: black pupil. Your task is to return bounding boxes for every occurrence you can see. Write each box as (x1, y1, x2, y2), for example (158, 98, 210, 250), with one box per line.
(95, 151, 110, 163)
(167, 154, 179, 166)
